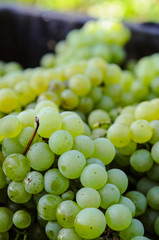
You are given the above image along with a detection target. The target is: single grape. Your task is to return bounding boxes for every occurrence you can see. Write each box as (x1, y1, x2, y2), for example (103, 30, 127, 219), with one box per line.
(0, 115, 22, 138)
(74, 208, 106, 239)
(13, 210, 31, 229)
(0, 207, 13, 232)
(147, 186, 159, 210)
(24, 171, 44, 194)
(107, 169, 128, 194)
(57, 228, 82, 240)
(130, 149, 153, 172)
(45, 221, 62, 240)
(118, 196, 136, 217)
(73, 135, 94, 159)
(61, 115, 84, 138)
(86, 158, 105, 169)
(2, 137, 25, 157)
(76, 187, 101, 208)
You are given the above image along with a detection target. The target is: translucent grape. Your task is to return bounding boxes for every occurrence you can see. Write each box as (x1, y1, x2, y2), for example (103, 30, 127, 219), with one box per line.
(92, 138, 115, 165)
(3, 153, 30, 181)
(35, 100, 59, 113)
(117, 140, 137, 156)
(115, 113, 134, 126)
(135, 101, 159, 122)
(18, 127, 40, 148)
(58, 150, 86, 179)
(105, 204, 132, 231)
(147, 163, 159, 181)
(44, 168, 69, 195)
(98, 183, 120, 209)
(2, 137, 25, 157)
(45, 221, 62, 240)
(30, 73, 48, 95)
(74, 208, 106, 239)
(80, 164, 107, 189)
(68, 74, 91, 97)
(37, 109, 62, 138)
(78, 96, 94, 114)
(57, 228, 82, 240)
(73, 135, 94, 159)
(151, 141, 159, 163)
(85, 65, 103, 86)
(24, 171, 44, 194)
(83, 122, 91, 136)
(13, 210, 31, 229)
(48, 79, 65, 95)
(61, 115, 84, 138)
(130, 149, 153, 172)
(0, 115, 22, 138)
(125, 191, 147, 217)
(119, 218, 144, 240)
(18, 109, 37, 128)
(76, 187, 101, 208)
(49, 130, 73, 155)
(154, 216, 159, 236)
(86, 158, 105, 169)
(56, 200, 81, 227)
(130, 119, 153, 143)
(0, 167, 7, 189)
(61, 190, 75, 201)
(147, 186, 159, 210)
(118, 196, 136, 217)
(37, 194, 62, 221)
(149, 120, 159, 144)
(27, 142, 55, 171)
(107, 169, 128, 194)
(0, 207, 13, 232)
(0, 88, 18, 113)
(61, 89, 79, 110)
(88, 109, 110, 129)
(107, 123, 131, 147)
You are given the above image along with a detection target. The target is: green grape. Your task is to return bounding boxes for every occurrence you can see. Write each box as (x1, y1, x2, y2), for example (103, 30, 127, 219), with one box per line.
(58, 150, 86, 179)
(73, 135, 94, 159)
(88, 109, 110, 129)
(64, 62, 87, 79)
(114, 151, 130, 167)
(33, 189, 47, 204)
(85, 65, 103, 86)
(125, 191, 147, 217)
(57, 228, 82, 240)
(121, 91, 134, 106)
(80, 164, 107, 189)
(131, 237, 150, 240)
(49, 130, 73, 155)
(61, 115, 84, 138)
(91, 128, 107, 139)
(151, 76, 159, 95)
(130, 149, 153, 172)
(37, 91, 60, 107)
(3, 153, 30, 181)
(0, 88, 18, 113)
(18, 109, 37, 128)
(121, 105, 135, 115)
(151, 141, 159, 163)
(5, 62, 22, 73)
(0, 115, 22, 138)
(24, 171, 44, 194)
(78, 96, 94, 114)
(107, 123, 131, 147)
(2, 137, 25, 157)
(68, 74, 91, 97)
(98, 183, 120, 209)
(95, 95, 114, 112)
(0, 167, 7, 189)
(118, 196, 136, 217)
(149, 120, 159, 144)
(147, 186, 159, 210)
(86, 158, 105, 169)
(56, 200, 80, 227)
(107, 169, 128, 194)
(115, 113, 134, 126)
(74, 208, 106, 239)
(92, 138, 115, 165)
(45, 221, 62, 240)
(88, 86, 103, 103)
(88, 57, 107, 76)
(131, 81, 148, 102)
(105, 204, 132, 231)
(18, 127, 40, 148)
(104, 84, 122, 104)
(35, 100, 59, 113)
(147, 163, 159, 181)
(0, 232, 9, 240)
(83, 122, 91, 136)
(135, 101, 158, 122)
(7, 181, 32, 203)
(117, 140, 137, 156)
(119, 218, 144, 240)
(13, 210, 31, 229)
(30, 73, 48, 95)
(104, 64, 121, 85)
(0, 207, 13, 232)
(14, 80, 36, 106)
(154, 216, 159, 236)
(48, 79, 65, 95)
(61, 190, 75, 201)
(130, 119, 153, 143)
(40, 53, 55, 68)
(27, 142, 55, 171)
(44, 168, 69, 195)
(120, 70, 134, 91)
(61, 89, 79, 110)
(92, 44, 111, 62)
(76, 187, 101, 208)
(136, 177, 158, 195)
(37, 108, 62, 138)
(37, 194, 62, 221)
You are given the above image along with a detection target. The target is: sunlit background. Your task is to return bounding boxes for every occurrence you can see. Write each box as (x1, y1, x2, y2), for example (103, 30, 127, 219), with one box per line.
(1, 0, 159, 22)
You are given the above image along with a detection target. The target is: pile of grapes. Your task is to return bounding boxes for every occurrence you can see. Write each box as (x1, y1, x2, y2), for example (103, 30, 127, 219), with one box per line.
(0, 20, 159, 240)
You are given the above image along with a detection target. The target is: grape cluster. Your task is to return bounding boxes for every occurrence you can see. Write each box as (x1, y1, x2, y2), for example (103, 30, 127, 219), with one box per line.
(0, 19, 157, 240)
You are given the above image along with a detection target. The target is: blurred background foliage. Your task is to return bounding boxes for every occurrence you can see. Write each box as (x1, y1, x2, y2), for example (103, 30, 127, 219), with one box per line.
(1, 0, 159, 21)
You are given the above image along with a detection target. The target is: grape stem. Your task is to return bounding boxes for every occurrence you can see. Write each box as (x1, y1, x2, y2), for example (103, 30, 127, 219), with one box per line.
(23, 117, 39, 155)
